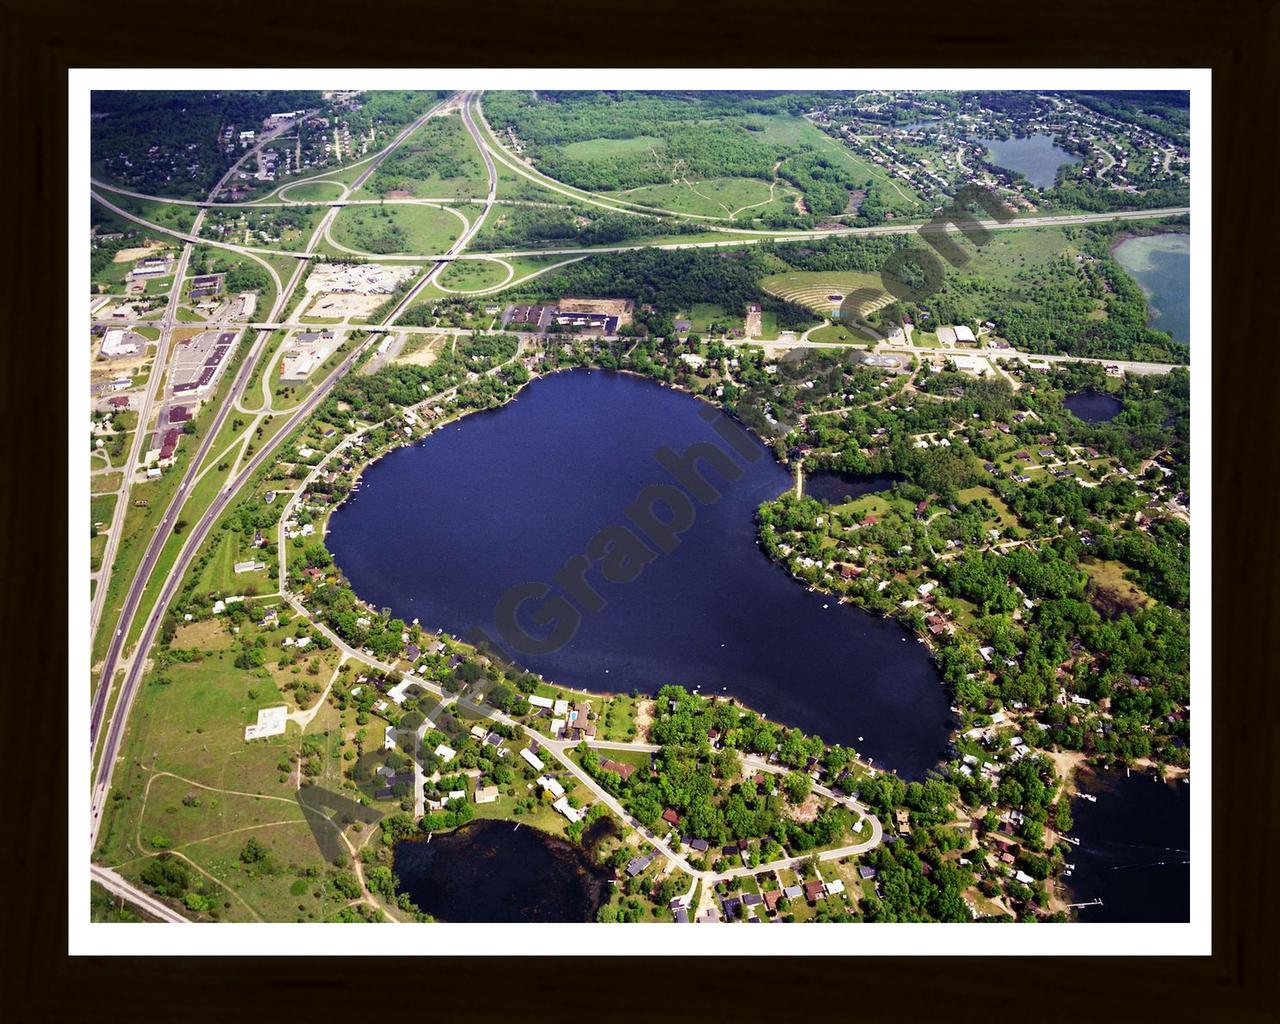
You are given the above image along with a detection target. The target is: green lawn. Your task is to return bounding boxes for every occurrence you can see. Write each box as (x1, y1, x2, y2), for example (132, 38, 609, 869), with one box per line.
(94, 186, 199, 234)
(808, 322, 874, 345)
(279, 180, 346, 203)
(437, 259, 511, 292)
(352, 112, 490, 200)
(193, 529, 272, 597)
(681, 303, 742, 335)
(561, 135, 663, 161)
(600, 695, 640, 741)
(1083, 557, 1155, 610)
(600, 176, 789, 220)
(330, 203, 462, 255)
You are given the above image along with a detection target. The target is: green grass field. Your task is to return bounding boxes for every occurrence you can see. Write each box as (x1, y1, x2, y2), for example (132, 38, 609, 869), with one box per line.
(437, 258, 512, 292)
(193, 529, 272, 597)
(950, 226, 1072, 288)
(561, 135, 663, 161)
(807, 322, 874, 345)
(278, 180, 346, 203)
(956, 485, 1023, 534)
(353, 112, 490, 201)
(1083, 557, 1154, 611)
(679, 303, 741, 335)
(95, 187, 199, 235)
(600, 176, 791, 220)
(330, 203, 463, 255)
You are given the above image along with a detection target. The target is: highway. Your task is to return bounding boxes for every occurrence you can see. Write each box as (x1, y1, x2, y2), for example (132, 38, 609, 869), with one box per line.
(88, 247, 191, 637)
(88, 335, 375, 841)
(89, 93, 478, 855)
(90, 96, 456, 776)
(91, 864, 190, 924)
(376, 91, 498, 326)
(88, 133, 295, 664)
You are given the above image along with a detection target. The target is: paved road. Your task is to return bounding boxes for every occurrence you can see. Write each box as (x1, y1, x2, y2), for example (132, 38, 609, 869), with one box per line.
(741, 337, 1187, 375)
(89, 337, 375, 843)
(89, 94, 477, 851)
(91, 864, 189, 924)
(268, 411, 884, 900)
(269, 409, 883, 901)
(91, 177, 1190, 267)
(88, 248, 191, 637)
(377, 91, 498, 326)
(89, 122, 298, 637)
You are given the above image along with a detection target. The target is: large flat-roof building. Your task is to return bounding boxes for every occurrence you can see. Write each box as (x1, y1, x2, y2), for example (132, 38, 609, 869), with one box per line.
(100, 328, 142, 358)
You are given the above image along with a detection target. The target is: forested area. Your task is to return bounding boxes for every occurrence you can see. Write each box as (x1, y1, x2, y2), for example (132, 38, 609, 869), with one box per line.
(364, 112, 486, 197)
(190, 247, 272, 295)
(578, 685, 858, 854)
(1060, 91, 1190, 146)
(472, 203, 704, 251)
(516, 247, 814, 329)
(91, 90, 321, 198)
(1043, 166, 1190, 214)
(484, 91, 876, 222)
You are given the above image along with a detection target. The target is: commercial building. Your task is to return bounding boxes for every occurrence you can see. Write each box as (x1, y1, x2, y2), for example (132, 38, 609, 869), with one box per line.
(100, 328, 142, 358)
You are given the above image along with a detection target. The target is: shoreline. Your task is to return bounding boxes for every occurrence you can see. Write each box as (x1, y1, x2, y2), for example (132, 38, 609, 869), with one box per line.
(314, 362, 949, 776)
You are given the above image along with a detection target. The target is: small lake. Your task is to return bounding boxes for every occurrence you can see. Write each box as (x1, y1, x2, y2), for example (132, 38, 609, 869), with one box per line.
(328, 369, 953, 779)
(1066, 768, 1190, 923)
(805, 470, 905, 505)
(1064, 389, 1122, 423)
(394, 818, 612, 922)
(979, 134, 1083, 189)
(1113, 233, 1191, 343)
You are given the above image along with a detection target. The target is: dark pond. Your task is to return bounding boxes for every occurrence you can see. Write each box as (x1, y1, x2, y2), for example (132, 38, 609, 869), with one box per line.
(805, 470, 905, 505)
(1066, 768, 1190, 923)
(393, 818, 612, 922)
(979, 133, 1083, 189)
(1113, 234, 1191, 343)
(1064, 389, 1123, 424)
(327, 369, 952, 779)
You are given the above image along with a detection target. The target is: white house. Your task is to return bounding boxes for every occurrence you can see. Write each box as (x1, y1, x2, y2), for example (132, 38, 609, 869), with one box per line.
(520, 747, 545, 771)
(552, 796, 583, 823)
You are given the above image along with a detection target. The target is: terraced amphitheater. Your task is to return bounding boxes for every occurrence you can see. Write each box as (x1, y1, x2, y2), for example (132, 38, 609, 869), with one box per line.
(760, 270, 894, 319)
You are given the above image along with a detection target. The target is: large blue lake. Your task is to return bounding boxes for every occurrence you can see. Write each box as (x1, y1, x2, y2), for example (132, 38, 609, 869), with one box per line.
(328, 369, 952, 778)
(1113, 233, 1191, 343)
(979, 133, 1083, 189)
(1067, 768, 1190, 922)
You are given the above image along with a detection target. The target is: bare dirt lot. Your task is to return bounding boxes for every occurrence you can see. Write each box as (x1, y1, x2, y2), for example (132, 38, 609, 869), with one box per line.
(112, 242, 168, 264)
(394, 332, 449, 367)
(306, 292, 384, 319)
(558, 296, 634, 327)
